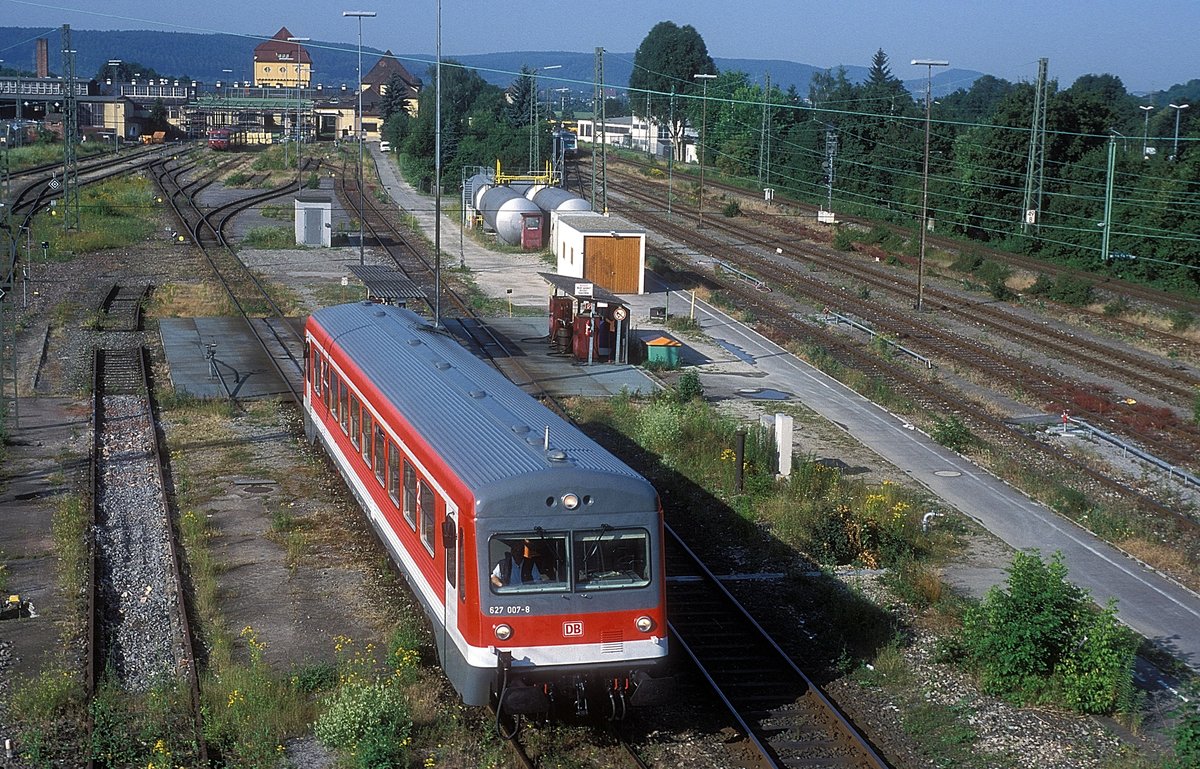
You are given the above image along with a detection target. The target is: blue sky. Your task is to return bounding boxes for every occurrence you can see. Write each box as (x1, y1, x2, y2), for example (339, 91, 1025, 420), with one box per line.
(3, 0, 1195, 93)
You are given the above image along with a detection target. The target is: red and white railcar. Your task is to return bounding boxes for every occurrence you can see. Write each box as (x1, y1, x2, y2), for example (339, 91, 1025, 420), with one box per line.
(303, 302, 668, 716)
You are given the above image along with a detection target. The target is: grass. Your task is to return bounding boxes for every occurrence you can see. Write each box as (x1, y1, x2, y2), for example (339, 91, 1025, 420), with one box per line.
(32, 176, 159, 255)
(241, 226, 297, 249)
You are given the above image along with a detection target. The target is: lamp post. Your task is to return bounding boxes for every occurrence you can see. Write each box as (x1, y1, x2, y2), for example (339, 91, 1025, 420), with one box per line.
(693, 73, 716, 228)
(343, 10, 376, 266)
(287, 36, 310, 192)
(1169, 103, 1189, 161)
(1139, 105, 1154, 159)
(911, 58, 948, 312)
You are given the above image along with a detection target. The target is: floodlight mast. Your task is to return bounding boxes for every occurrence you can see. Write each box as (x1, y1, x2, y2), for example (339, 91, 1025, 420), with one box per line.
(343, 11, 377, 265)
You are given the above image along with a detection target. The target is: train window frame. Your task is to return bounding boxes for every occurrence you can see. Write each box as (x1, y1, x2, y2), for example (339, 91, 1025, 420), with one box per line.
(402, 461, 417, 529)
(349, 396, 361, 449)
(322, 359, 331, 401)
(488, 533, 569, 595)
(311, 353, 322, 400)
(372, 424, 386, 487)
(419, 481, 436, 554)
(338, 381, 350, 434)
(572, 527, 652, 591)
(387, 443, 400, 506)
(330, 374, 340, 423)
(361, 410, 373, 468)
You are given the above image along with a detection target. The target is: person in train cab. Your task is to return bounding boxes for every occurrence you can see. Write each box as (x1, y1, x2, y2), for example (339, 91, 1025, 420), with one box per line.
(491, 541, 543, 587)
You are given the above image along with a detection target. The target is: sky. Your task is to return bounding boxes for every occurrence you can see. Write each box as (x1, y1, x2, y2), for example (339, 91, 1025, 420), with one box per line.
(2, 0, 1196, 94)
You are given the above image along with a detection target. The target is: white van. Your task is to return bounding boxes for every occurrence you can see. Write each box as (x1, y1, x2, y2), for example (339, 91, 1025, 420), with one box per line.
(379, 140, 391, 152)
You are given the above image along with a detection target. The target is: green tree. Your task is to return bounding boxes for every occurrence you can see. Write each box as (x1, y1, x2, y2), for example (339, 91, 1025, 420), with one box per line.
(628, 21, 715, 160)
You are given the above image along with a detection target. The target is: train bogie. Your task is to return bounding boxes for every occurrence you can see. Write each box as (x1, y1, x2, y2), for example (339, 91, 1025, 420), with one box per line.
(303, 302, 668, 719)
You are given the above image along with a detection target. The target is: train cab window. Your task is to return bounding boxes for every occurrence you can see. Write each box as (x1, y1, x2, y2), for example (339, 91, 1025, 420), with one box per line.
(573, 528, 651, 590)
(338, 382, 350, 434)
(488, 534, 568, 594)
(387, 444, 400, 506)
(361, 411, 373, 468)
(373, 425, 386, 487)
(419, 481, 436, 552)
(402, 462, 417, 528)
(349, 397, 361, 449)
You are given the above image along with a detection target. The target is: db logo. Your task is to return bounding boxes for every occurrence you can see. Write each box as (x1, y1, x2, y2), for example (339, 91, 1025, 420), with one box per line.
(562, 621, 584, 637)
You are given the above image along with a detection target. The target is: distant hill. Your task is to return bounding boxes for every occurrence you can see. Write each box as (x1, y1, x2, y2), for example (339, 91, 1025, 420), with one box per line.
(0, 27, 976, 98)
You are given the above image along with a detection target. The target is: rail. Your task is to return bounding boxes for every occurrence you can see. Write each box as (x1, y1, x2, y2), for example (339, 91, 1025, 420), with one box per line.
(1065, 416, 1200, 491)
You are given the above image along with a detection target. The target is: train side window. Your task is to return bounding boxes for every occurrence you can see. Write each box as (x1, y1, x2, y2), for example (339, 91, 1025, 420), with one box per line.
(387, 444, 400, 506)
(373, 425, 386, 487)
(361, 411, 373, 468)
(322, 362, 331, 402)
(339, 382, 350, 434)
(311, 354, 322, 399)
(349, 397, 361, 449)
(330, 374, 340, 422)
(403, 462, 417, 529)
(419, 481, 435, 552)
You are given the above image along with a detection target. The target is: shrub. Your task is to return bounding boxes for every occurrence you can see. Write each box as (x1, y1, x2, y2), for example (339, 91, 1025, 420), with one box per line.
(930, 415, 975, 452)
(1170, 309, 1195, 332)
(957, 550, 1137, 714)
(833, 226, 855, 252)
(1026, 274, 1095, 306)
(675, 371, 704, 402)
(722, 200, 742, 217)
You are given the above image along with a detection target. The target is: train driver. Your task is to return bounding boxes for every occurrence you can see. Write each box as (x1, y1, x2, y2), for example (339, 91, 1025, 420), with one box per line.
(491, 540, 544, 588)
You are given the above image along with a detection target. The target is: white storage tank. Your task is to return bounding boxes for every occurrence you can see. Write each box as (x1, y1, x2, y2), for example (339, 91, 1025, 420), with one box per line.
(479, 185, 542, 246)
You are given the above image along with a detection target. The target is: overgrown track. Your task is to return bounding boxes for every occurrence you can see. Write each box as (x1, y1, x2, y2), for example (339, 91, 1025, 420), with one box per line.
(587, 162, 1200, 517)
(336, 157, 472, 318)
(603, 161, 1200, 469)
(149, 152, 309, 400)
(89, 288, 207, 766)
(605, 152, 1200, 319)
(666, 528, 890, 769)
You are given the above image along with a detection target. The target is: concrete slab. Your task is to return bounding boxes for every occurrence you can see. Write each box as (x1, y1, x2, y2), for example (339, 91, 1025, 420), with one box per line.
(159, 317, 303, 400)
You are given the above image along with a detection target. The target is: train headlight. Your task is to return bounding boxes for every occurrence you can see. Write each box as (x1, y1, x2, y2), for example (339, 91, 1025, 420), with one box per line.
(635, 615, 654, 633)
(561, 493, 580, 510)
(494, 624, 513, 641)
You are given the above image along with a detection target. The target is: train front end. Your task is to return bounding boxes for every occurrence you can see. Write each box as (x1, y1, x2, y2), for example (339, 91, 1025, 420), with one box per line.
(469, 469, 669, 720)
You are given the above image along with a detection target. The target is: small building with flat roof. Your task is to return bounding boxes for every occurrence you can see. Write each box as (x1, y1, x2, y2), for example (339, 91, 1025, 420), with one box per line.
(554, 212, 645, 295)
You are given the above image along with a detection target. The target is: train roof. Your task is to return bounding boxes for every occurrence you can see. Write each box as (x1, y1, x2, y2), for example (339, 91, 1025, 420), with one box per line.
(307, 303, 654, 497)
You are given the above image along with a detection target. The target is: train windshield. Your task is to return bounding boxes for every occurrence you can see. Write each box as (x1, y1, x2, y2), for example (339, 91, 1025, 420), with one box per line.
(488, 527, 652, 593)
(573, 527, 651, 591)
(489, 534, 570, 594)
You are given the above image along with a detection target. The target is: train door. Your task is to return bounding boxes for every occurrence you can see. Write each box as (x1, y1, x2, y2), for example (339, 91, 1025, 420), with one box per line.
(440, 505, 461, 667)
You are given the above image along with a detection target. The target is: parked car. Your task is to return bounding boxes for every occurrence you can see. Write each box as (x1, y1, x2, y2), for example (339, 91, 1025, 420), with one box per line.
(379, 140, 391, 152)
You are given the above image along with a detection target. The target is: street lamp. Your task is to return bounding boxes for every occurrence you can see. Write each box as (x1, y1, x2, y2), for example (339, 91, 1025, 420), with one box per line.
(1140, 105, 1154, 159)
(693, 73, 716, 228)
(343, 10, 376, 266)
(1169, 103, 1189, 161)
(287, 36, 310, 192)
(911, 58, 949, 312)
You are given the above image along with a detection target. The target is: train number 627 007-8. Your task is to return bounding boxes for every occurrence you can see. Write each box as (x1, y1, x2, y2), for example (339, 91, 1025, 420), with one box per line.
(489, 605, 531, 615)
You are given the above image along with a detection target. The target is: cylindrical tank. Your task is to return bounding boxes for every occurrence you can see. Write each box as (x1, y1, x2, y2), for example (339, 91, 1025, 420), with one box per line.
(530, 186, 590, 216)
(469, 174, 493, 212)
(479, 186, 541, 246)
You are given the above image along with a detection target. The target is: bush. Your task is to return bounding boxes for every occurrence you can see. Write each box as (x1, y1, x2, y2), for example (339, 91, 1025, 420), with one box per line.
(1026, 274, 1095, 306)
(675, 371, 704, 402)
(1170, 309, 1195, 332)
(722, 200, 742, 217)
(833, 226, 855, 252)
(930, 415, 975, 452)
(957, 550, 1137, 714)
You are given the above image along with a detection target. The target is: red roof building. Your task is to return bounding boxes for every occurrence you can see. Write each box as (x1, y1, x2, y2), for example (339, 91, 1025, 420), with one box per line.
(253, 27, 312, 88)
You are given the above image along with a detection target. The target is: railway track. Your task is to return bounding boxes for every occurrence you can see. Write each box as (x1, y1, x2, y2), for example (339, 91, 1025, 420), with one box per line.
(89, 286, 207, 765)
(582, 161, 1200, 516)
(149, 151, 309, 400)
(666, 528, 889, 768)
